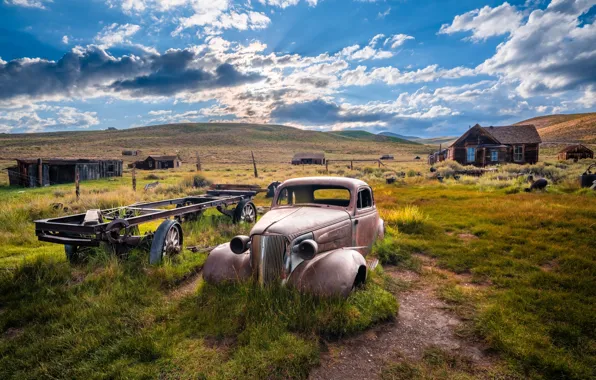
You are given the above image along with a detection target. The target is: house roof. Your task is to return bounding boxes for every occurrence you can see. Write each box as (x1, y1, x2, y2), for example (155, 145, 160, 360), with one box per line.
(292, 152, 325, 160)
(482, 125, 542, 144)
(147, 155, 178, 161)
(558, 144, 593, 154)
(16, 158, 119, 165)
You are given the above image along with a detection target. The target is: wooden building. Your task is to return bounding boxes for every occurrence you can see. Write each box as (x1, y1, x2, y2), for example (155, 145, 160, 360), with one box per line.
(428, 149, 448, 165)
(447, 124, 541, 167)
(122, 150, 141, 156)
(557, 144, 593, 161)
(291, 152, 326, 165)
(7, 158, 122, 187)
(133, 155, 181, 170)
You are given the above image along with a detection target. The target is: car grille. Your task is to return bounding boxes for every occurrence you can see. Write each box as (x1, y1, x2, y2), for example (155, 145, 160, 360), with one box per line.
(251, 234, 286, 284)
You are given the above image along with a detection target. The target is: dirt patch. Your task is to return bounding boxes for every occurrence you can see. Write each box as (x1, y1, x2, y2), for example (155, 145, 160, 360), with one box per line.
(3, 327, 24, 340)
(309, 263, 493, 380)
(458, 233, 479, 241)
(168, 271, 203, 300)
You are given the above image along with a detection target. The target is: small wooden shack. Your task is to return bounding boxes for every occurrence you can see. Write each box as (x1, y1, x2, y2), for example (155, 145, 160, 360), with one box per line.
(133, 155, 181, 170)
(447, 124, 541, 167)
(428, 149, 448, 165)
(557, 144, 593, 161)
(380, 155, 394, 160)
(291, 153, 326, 165)
(122, 150, 141, 156)
(7, 158, 122, 187)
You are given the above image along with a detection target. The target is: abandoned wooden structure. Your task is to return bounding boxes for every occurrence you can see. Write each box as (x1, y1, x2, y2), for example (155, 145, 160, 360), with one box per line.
(291, 152, 326, 165)
(122, 150, 141, 156)
(557, 144, 593, 161)
(7, 158, 122, 187)
(428, 149, 448, 165)
(447, 124, 541, 166)
(380, 155, 394, 160)
(132, 155, 181, 170)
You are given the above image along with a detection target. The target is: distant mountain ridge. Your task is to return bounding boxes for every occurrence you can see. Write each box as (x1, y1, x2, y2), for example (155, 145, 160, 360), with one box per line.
(377, 131, 456, 145)
(378, 131, 421, 140)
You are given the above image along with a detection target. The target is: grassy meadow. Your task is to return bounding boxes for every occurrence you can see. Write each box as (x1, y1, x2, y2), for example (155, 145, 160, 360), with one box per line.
(0, 128, 595, 379)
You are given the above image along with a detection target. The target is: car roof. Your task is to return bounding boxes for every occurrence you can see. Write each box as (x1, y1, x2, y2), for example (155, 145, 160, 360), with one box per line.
(280, 176, 370, 191)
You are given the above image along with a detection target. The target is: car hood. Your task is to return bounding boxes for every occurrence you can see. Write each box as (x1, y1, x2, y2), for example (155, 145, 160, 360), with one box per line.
(251, 207, 351, 238)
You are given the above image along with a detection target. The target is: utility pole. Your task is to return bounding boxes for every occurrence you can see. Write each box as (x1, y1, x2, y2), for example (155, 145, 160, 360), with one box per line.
(37, 158, 43, 187)
(196, 152, 201, 171)
(251, 151, 258, 178)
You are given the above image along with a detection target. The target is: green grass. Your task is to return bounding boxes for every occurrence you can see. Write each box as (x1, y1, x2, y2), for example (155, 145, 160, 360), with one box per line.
(0, 159, 594, 378)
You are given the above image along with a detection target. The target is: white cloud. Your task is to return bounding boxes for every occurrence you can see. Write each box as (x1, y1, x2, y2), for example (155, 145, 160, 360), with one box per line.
(95, 23, 141, 48)
(4, 0, 52, 9)
(478, 0, 596, 97)
(384, 34, 415, 49)
(257, 0, 318, 8)
(439, 2, 523, 41)
(341, 64, 477, 86)
(378, 7, 391, 19)
(0, 104, 99, 133)
(62, 35, 69, 44)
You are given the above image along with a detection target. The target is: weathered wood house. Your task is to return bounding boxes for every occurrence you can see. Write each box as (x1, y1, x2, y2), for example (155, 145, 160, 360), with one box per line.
(7, 158, 122, 187)
(428, 149, 448, 165)
(133, 155, 181, 170)
(122, 150, 141, 156)
(447, 124, 541, 166)
(557, 144, 593, 161)
(291, 153, 326, 165)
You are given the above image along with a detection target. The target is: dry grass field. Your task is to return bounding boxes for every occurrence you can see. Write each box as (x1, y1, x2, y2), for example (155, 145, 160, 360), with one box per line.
(516, 112, 596, 143)
(0, 123, 595, 379)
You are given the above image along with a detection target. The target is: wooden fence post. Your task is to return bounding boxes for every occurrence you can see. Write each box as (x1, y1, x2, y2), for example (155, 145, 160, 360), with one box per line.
(196, 152, 201, 171)
(325, 160, 329, 173)
(350, 161, 353, 170)
(75, 165, 80, 201)
(132, 163, 137, 192)
(37, 158, 43, 187)
(251, 151, 258, 178)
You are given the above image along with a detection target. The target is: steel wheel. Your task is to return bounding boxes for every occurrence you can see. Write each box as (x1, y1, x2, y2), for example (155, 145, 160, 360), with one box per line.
(240, 202, 256, 223)
(150, 220, 183, 264)
(163, 225, 181, 256)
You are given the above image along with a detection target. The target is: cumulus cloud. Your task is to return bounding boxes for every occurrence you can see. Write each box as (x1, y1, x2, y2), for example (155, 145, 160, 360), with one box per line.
(0, 46, 263, 105)
(0, 105, 99, 133)
(341, 64, 477, 86)
(477, 0, 596, 97)
(439, 2, 523, 41)
(95, 23, 141, 48)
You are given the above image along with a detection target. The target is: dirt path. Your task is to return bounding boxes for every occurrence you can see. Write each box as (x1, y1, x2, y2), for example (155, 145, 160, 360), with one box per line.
(309, 263, 492, 380)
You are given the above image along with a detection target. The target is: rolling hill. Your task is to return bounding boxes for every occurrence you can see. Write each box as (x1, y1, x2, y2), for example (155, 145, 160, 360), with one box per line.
(328, 130, 420, 145)
(378, 131, 456, 146)
(0, 123, 425, 163)
(515, 112, 596, 143)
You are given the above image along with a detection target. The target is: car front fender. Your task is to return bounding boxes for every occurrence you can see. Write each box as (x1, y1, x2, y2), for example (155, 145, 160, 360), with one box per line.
(202, 243, 252, 284)
(287, 248, 367, 298)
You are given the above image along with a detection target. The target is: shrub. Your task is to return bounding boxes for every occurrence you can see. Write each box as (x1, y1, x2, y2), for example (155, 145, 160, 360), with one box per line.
(144, 174, 161, 180)
(382, 205, 427, 234)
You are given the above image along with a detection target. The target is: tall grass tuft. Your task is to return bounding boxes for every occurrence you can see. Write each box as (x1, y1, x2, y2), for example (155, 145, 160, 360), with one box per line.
(382, 205, 428, 234)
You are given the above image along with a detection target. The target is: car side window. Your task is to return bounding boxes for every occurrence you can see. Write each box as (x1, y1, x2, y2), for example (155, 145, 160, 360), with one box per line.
(357, 188, 373, 209)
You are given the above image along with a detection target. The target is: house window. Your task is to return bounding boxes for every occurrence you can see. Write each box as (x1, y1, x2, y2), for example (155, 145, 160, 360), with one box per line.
(513, 146, 523, 162)
(491, 151, 498, 162)
(467, 147, 476, 163)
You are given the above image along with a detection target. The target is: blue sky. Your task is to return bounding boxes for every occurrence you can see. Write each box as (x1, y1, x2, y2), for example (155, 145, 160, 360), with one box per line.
(0, 0, 595, 137)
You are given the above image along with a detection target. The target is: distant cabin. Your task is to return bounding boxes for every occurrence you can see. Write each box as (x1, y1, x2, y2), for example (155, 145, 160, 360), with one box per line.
(380, 155, 394, 160)
(292, 153, 326, 165)
(122, 150, 141, 156)
(133, 155, 181, 170)
(447, 124, 541, 166)
(557, 144, 593, 161)
(7, 158, 122, 187)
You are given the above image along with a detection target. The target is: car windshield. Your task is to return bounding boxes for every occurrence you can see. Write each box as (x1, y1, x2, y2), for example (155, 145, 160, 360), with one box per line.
(276, 185, 351, 208)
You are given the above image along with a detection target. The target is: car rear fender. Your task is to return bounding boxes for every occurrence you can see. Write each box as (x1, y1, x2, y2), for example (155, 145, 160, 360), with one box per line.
(202, 243, 252, 284)
(287, 248, 366, 298)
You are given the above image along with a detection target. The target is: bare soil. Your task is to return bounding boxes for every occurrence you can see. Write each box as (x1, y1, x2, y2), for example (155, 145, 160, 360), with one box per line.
(309, 262, 494, 380)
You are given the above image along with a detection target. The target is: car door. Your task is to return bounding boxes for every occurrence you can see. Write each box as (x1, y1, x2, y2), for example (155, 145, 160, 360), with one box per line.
(353, 186, 378, 256)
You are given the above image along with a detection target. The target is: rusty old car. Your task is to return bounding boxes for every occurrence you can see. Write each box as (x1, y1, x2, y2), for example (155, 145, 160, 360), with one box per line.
(203, 177, 384, 297)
